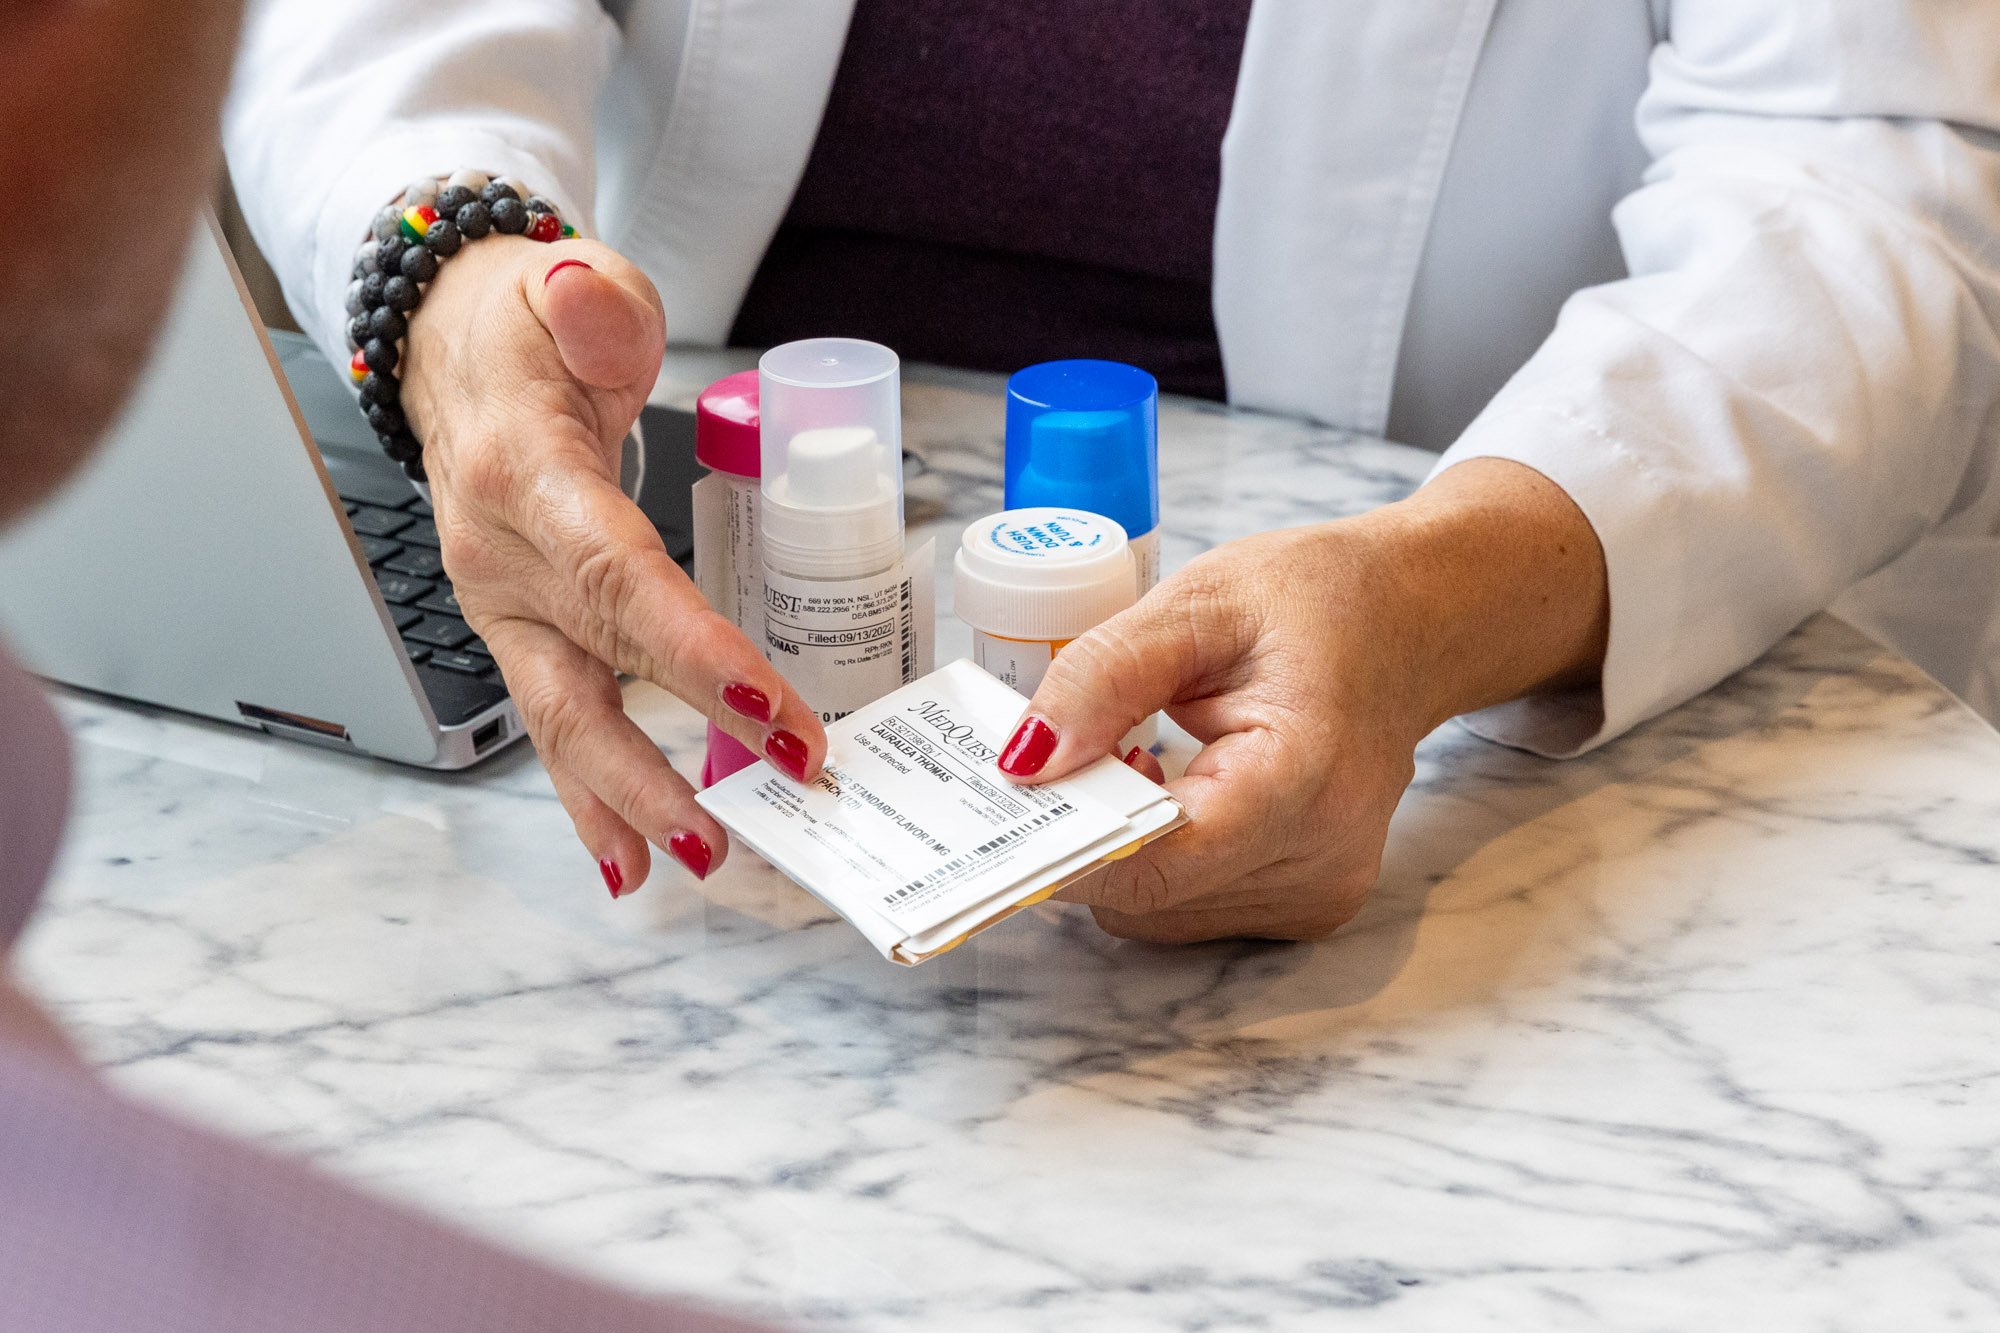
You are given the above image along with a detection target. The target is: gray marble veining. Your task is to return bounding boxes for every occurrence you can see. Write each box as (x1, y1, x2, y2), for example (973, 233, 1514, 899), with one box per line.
(18, 369, 2000, 1330)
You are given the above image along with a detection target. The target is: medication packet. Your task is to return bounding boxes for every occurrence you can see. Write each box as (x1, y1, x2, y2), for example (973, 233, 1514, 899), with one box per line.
(697, 659, 1184, 965)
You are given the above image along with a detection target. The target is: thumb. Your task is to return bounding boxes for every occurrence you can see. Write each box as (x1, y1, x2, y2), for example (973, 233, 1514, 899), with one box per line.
(522, 244, 666, 392)
(998, 581, 1222, 784)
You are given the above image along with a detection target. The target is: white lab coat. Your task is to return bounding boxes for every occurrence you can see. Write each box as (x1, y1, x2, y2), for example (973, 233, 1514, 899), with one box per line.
(223, 0, 2000, 753)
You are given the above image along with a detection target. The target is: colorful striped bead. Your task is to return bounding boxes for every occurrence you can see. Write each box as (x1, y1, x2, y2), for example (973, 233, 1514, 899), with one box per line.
(399, 204, 440, 243)
(349, 348, 368, 384)
(561, 223, 576, 238)
(525, 210, 562, 243)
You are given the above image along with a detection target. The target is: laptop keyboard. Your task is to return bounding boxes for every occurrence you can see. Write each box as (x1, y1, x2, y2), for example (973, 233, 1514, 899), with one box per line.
(331, 474, 510, 729)
(276, 333, 693, 744)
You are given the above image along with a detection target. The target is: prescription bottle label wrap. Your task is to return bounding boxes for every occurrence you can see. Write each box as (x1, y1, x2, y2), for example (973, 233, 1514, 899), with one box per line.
(974, 632, 1058, 697)
(1129, 528, 1161, 595)
(692, 472, 763, 634)
(764, 561, 919, 724)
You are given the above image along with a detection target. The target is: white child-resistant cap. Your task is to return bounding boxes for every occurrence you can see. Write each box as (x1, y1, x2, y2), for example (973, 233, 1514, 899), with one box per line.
(954, 508, 1138, 642)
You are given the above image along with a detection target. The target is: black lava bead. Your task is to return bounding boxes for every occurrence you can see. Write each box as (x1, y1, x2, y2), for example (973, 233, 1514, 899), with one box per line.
(367, 306, 407, 343)
(455, 200, 491, 240)
(490, 197, 528, 235)
(525, 195, 558, 215)
(347, 312, 373, 348)
(359, 372, 399, 408)
(362, 337, 399, 374)
(384, 432, 422, 464)
(435, 185, 475, 216)
(402, 456, 427, 483)
(383, 276, 419, 312)
(479, 180, 520, 207)
(345, 279, 367, 317)
(360, 272, 388, 308)
(401, 246, 439, 284)
(366, 404, 406, 438)
(376, 235, 408, 274)
(424, 217, 462, 258)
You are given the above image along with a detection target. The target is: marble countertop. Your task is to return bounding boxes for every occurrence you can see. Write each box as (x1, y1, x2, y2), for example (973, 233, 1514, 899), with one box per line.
(21, 369, 2000, 1330)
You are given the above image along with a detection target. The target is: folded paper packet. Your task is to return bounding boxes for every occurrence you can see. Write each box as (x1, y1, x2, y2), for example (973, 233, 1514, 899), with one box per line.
(697, 659, 1185, 965)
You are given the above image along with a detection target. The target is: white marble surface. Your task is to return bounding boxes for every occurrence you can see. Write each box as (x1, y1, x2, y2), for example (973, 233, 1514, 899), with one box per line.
(20, 371, 2000, 1330)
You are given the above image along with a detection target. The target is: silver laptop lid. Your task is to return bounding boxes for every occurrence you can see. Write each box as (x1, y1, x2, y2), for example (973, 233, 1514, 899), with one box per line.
(0, 213, 443, 764)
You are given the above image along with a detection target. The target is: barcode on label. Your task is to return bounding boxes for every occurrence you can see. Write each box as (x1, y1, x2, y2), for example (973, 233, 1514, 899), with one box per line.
(897, 576, 915, 684)
(885, 803, 1075, 904)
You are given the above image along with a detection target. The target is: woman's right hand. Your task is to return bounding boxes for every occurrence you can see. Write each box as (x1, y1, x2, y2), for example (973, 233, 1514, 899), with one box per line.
(396, 232, 827, 896)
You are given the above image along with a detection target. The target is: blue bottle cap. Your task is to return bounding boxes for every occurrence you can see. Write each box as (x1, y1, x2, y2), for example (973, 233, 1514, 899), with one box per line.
(1005, 360, 1159, 538)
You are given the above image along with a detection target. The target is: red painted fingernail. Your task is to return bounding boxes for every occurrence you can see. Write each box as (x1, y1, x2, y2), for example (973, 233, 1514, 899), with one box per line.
(600, 858, 624, 899)
(999, 717, 1059, 778)
(721, 682, 771, 724)
(764, 729, 809, 783)
(1124, 746, 1144, 767)
(543, 258, 593, 287)
(668, 831, 712, 880)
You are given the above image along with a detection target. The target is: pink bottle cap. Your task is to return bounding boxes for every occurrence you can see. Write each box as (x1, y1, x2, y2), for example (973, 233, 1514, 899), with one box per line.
(695, 370, 761, 477)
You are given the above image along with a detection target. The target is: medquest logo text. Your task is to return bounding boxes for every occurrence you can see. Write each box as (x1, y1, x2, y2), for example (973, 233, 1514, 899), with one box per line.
(905, 700, 999, 763)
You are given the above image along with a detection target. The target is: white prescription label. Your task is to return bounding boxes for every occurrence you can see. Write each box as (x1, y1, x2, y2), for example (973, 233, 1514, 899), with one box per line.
(764, 562, 919, 723)
(1129, 527, 1161, 595)
(973, 631, 1056, 696)
(973, 630, 1158, 750)
(692, 472, 763, 634)
(698, 659, 1183, 964)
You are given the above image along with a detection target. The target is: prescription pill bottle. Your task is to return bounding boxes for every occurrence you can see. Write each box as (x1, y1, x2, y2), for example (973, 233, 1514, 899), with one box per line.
(955, 507, 1154, 749)
(1004, 360, 1161, 594)
(691, 370, 763, 786)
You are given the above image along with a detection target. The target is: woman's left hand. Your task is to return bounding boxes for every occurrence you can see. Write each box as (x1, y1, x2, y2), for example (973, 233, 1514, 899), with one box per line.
(996, 457, 1609, 943)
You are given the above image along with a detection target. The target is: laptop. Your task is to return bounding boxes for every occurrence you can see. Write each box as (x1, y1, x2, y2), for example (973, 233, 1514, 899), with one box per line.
(0, 213, 699, 770)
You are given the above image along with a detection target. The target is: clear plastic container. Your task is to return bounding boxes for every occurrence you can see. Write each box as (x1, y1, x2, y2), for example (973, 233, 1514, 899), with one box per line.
(760, 339, 903, 581)
(757, 339, 913, 725)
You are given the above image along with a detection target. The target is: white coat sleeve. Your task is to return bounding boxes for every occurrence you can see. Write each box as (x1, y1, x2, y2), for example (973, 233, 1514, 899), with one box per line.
(1431, 0, 2000, 757)
(221, 0, 621, 369)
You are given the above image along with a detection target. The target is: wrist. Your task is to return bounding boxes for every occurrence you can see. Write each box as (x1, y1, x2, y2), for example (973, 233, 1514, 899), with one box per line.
(343, 173, 576, 480)
(1345, 457, 1609, 735)
(397, 234, 542, 434)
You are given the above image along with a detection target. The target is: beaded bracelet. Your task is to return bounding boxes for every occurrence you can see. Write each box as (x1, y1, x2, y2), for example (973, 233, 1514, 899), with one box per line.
(343, 169, 576, 482)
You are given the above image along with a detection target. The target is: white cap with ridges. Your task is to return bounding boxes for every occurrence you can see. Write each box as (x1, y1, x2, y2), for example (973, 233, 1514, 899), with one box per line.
(954, 508, 1138, 642)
